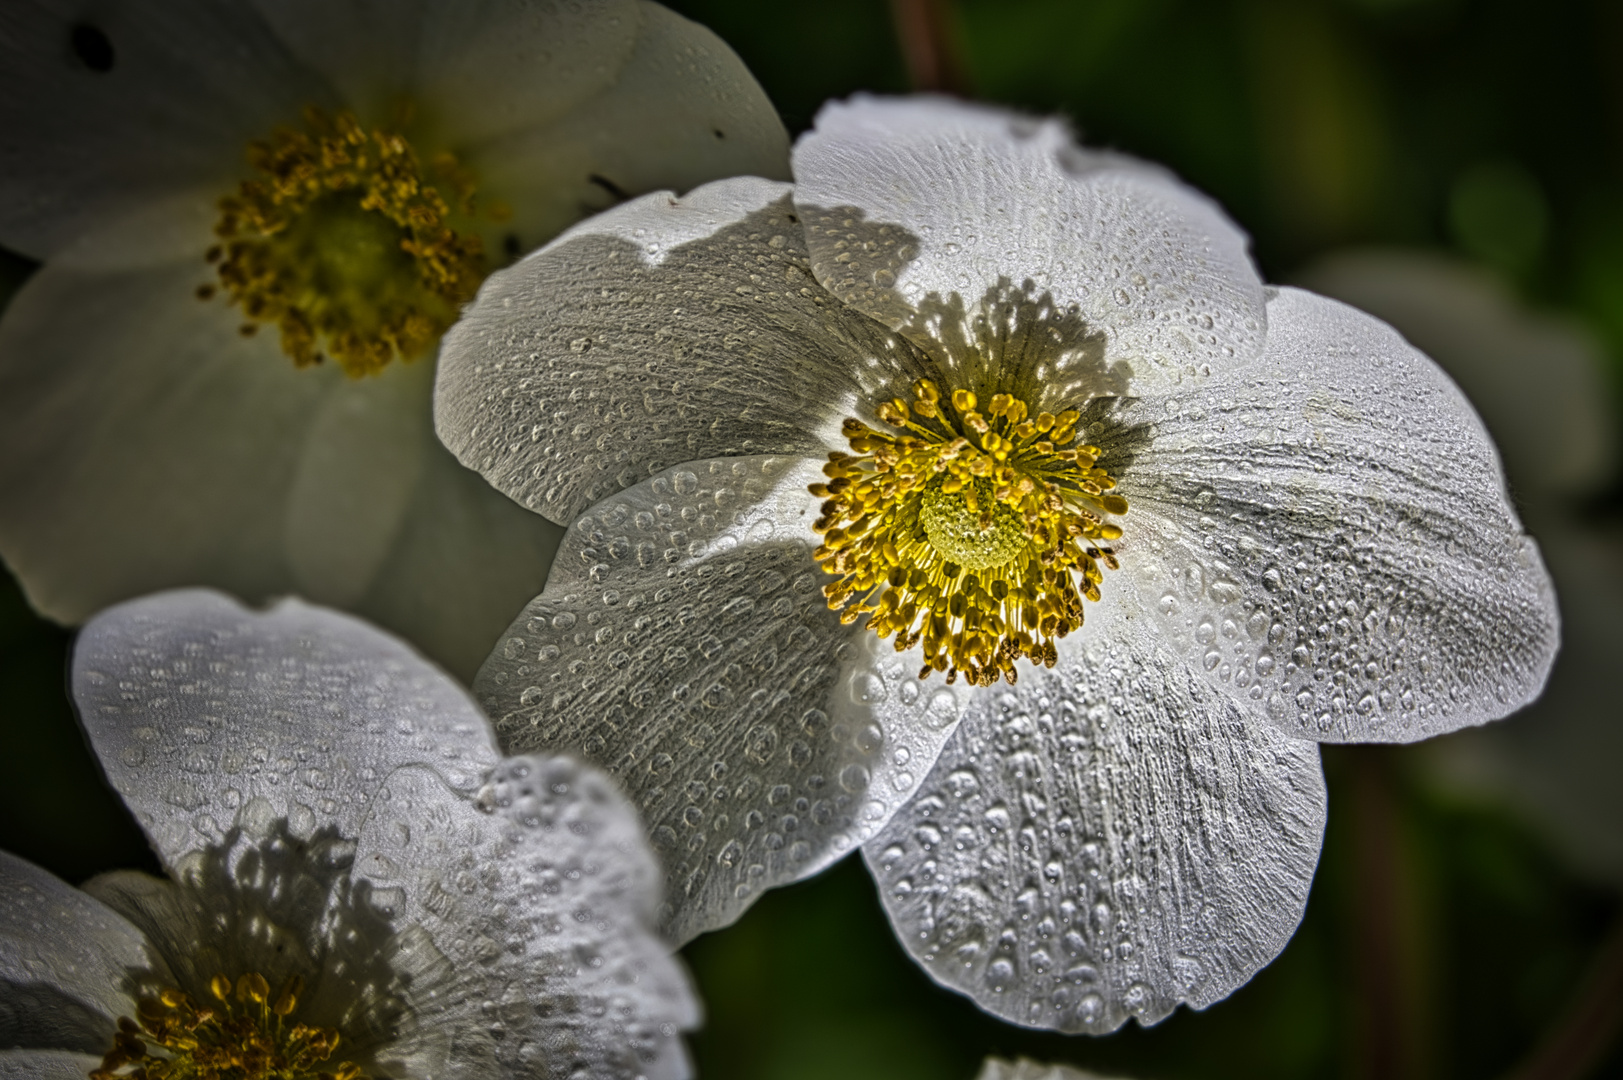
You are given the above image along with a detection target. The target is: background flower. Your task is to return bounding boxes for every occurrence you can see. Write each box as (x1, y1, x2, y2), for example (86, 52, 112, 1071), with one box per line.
(435, 96, 1554, 1034)
(0, 0, 789, 680)
(0, 588, 697, 1079)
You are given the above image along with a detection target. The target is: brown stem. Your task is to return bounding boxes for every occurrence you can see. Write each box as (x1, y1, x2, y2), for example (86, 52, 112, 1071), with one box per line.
(1346, 747, 1432, 1080)
(1503, 910, 1623, 1080)
(887, 0, 971, 96)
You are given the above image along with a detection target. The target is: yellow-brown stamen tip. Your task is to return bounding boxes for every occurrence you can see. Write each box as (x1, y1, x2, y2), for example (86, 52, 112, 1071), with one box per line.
(99, 971, 368, 1080)
(210, 107, 487, 378)
(815, 381, 1126, 685)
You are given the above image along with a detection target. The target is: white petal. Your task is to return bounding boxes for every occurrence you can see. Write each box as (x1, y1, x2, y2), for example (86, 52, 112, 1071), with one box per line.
(465, 0, 790, 253)
(0, 256, 325, 624)
(354, 755, 698, 1080)
(352, 438, 565, 684)
(1417, 519, 1623, 886)
(1119, 286, 1558, 742)
(0, 0, 325, 258)
(0, 1050, 106, 1079)
(435, 177, 931, 524)
(475, 457, 966, 943)
(286, 355, 432, 609)
(791, 96, 1268, 396)
(863, 592, 1326, 1034)
(71, 590, 501, 869)
(251, 0, 639, 142)
(0, 850, 152, 1053)
(1298, 249, 1617, 501)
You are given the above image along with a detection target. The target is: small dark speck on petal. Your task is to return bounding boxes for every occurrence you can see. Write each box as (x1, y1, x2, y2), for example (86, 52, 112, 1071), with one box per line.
(70, 23, 115, 72)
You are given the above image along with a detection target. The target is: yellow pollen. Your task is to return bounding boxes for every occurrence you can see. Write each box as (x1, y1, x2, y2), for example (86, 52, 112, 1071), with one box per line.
(207, 107, 488, 377)
(811, 378, 1127, 687)
(91, 971, 366, 1080)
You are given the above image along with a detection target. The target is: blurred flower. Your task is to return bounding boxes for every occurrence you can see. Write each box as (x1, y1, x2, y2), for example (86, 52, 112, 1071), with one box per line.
(0, 589, 696, 1080)
(1301, 249, 1623, 887)
(0, 0, 789, 680)
(436, 96, 1556, 1031)
(978, 1058, 1131, 1080)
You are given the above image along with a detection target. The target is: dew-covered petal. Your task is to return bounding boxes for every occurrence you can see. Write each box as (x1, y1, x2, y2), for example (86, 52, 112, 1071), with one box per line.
(1121, 287, 1558, 743)
(791, 96, 1267, 398)
(354, 756, 697, 1080)
(0, 850, 156, 1053)
(465, 0, 789, 256)
(352, 438, 564, 685)
(0, 0, 326, 258)
(0, 1050, 106, 1079)
(71, 590, 501, 870)
(252, 0, 639, 144)
(0, 255, 327, 625)
(435, 177, 932, 525)
(1298, 249, 1617, 501)
(475, 457, 966, 943)
(863, 594, 1326, 1034)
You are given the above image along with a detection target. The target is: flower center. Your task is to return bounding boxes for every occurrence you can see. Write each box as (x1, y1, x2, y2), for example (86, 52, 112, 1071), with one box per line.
(92, 972, 365, 1080)
(201, 107, 491, 377)
(812, 380, 1127, 687)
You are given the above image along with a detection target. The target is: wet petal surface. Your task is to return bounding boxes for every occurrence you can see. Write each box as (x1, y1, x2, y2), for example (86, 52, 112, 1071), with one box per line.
(476, 456, 966, 942)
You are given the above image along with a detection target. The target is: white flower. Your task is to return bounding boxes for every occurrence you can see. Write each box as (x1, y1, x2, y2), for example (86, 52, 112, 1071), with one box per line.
(0, 589, 697, 1080)
(1302, 249, 1623, 886)
(978, 1059, 1132, 1080)
(434, 96, 1558, 1031)
(0, 0, 789, 680)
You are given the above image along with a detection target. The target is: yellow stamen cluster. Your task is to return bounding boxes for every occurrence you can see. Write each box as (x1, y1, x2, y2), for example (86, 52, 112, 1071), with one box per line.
(206, 107, 489, 377)
(92, 971, 365, 1080)
(813, 380, 1127, 686)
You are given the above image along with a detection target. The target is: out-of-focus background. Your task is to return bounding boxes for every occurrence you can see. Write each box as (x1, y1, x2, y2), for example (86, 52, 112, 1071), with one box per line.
(4, 0, 1621, 1077)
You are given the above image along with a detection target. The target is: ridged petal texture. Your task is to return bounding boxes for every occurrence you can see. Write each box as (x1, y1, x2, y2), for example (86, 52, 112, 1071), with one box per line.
(1120, 288, 1558, 743)
(67, 590, 698, 1080)
(71, 589, 501, 867)
(790, 96, 1268, 396)
(436, 177, 930, 525)
(864, 589, 1326, 1034)
(477, 456, 966, 943)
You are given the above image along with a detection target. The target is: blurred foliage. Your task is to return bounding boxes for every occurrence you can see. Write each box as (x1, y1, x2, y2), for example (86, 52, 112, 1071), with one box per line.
(4, 0, 1623, 1077)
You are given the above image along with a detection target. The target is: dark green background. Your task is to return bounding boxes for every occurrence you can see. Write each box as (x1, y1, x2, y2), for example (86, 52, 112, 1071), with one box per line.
(4, 0, 1621, 1077)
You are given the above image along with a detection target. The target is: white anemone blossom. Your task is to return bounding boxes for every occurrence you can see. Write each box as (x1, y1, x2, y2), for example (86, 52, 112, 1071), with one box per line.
(0, 590, 696, 1080)
(0, 0, 788, 681)
(435, 96, 1559, 1032)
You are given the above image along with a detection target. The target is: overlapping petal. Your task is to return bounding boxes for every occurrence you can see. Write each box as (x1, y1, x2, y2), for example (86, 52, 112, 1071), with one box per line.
(435, 177, 932, 525)
(250, 0, 640, 145)
(460, 1, 793, 253)
(71, 589, 501, 870)
(864, 589, 1325, 1034)
(1298, 249, 1617, 501)
(354, 756, 697, 1080)
(0, 850, 159, 1053)
(0, 0, 327, 258)
(1119, 288, 1558, 742)
(791, 96, 1268, 398)
(475, 457, 967, 942)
